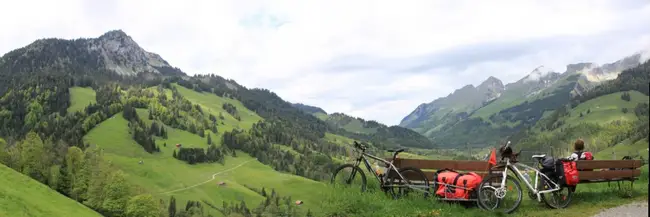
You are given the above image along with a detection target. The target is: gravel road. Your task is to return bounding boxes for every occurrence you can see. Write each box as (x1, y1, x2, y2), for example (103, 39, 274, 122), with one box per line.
(592, 201, 648, 217)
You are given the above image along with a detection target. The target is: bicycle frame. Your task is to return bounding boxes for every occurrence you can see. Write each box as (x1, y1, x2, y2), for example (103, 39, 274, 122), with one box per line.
(350, 149, 428, 193)
(495, 159, 561, 202)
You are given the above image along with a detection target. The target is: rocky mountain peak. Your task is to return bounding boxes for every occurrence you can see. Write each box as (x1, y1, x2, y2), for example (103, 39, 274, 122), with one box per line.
(478, 76, 504, 90)
(523, 65, 557, 82)
(0, 29, 184, 77)
(89, 30, 173, 76)
(99, 29, 131, 41)
(566, 63, 596, 74)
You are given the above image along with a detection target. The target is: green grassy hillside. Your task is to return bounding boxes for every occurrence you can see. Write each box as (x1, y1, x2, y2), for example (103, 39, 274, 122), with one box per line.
(325, 113, 378, 134)
(0, 163, 102, 217)
(67, 87, 97, 113)
(561, 91, 647, 126)
(83, 112, 327, 216)
(172, 84, 262, 130)
(515, 90, 648, 157)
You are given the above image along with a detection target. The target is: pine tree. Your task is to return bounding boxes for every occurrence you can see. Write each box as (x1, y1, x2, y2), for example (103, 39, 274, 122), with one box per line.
(207, 134, 212, 145)
(168, 196, 177, 217)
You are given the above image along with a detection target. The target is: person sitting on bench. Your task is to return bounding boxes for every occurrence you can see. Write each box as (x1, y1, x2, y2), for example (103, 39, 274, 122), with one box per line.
(568, 139, 594, 172)
(567, 139, 594, 161)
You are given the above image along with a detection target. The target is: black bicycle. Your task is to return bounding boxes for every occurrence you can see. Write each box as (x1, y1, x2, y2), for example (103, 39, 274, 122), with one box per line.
(330, 141, 430, 199)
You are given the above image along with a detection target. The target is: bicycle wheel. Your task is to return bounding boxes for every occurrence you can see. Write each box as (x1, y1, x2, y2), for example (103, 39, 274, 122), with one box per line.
(331, 164, 367, 192)
(386, 167, 430, 199)
(477, 174, 523, 214)
(540, 177, 573, 209)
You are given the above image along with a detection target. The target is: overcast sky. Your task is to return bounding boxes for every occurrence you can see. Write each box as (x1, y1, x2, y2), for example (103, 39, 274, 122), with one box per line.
(1, 0, 649, 125)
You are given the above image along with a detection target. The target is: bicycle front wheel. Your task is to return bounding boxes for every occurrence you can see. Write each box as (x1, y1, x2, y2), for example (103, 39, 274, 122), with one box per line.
(331, 164, 367, 192)
(477, 174, 523, 214)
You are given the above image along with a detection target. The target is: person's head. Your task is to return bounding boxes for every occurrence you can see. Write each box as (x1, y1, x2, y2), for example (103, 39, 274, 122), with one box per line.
(574, 139, 585, 151)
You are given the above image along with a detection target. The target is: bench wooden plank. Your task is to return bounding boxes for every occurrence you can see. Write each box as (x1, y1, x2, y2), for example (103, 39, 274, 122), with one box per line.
(394, 159, 491, 171)
(576, 160, 642, 170)
(579, 169, 641, 180)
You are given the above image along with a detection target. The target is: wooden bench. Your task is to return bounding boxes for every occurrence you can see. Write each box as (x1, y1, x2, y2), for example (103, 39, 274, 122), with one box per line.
(575, 160, 643, 196)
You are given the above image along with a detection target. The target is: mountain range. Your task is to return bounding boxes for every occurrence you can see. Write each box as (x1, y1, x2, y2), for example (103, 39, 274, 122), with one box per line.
(399, 49, 650, 147)
(0, 29, 648, 216)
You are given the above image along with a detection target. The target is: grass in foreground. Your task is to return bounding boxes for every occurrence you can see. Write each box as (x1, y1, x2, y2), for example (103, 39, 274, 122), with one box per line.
(319, 166, 648, 217)
(67, 87, 97, 113)
(0, 163, 102, 217)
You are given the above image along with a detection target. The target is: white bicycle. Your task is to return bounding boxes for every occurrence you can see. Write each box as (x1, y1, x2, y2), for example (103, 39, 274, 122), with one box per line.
(477, 141, 574, 214)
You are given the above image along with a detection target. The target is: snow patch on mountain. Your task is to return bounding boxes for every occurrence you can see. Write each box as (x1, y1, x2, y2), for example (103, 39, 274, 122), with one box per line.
(524, 65, 555, 82)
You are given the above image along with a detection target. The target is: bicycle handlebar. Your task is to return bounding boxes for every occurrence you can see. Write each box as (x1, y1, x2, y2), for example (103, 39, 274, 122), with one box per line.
(353, 141, 367, 151)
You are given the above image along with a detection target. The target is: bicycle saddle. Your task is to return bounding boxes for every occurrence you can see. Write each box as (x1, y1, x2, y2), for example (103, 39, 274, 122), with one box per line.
(531, 154, 546, 159)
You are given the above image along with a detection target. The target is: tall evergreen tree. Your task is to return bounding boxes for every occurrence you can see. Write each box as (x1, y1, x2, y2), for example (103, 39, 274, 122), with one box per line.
(168, 196, 177, 217)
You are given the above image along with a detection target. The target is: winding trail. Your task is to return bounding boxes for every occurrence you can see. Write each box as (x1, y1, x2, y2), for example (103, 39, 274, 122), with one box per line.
(157, 160, 254, 195)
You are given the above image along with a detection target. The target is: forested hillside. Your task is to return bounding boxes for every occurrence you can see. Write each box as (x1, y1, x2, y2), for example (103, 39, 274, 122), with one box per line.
(292, 104, 435, 149)
(400, 52, 648, 147)
(0, 30, 403, 217)
(513, 60, 650, 157)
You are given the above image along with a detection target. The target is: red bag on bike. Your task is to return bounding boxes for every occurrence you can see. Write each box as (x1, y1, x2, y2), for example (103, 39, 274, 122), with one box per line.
(452, 172, 483, 199)
(433, 169, 459, 197)
(561, 161, 579, 186)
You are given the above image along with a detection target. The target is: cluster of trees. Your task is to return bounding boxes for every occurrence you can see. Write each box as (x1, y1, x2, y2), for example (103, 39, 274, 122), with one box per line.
(168, 196, 213, 217)
(222, 121, 345, 181)
(146, 87, 219, 138)
(123, 103, 160, 153)
(222, 103, 241, 121)
(172, 144, 227, 165)
(621, 92, 632, 101)
(0, 75, 127, 149)
(169, 75, 329, 143)
(0, 132, 164, 217)
(218, 186, 308, 217)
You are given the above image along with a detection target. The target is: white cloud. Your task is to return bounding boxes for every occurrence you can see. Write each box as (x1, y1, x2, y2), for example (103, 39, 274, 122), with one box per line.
(1, 0, 649, 125)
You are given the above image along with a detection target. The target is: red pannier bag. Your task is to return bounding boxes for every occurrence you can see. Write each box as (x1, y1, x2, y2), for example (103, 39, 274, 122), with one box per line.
(433, 169, 483, 199)
(561, 161, 579, 186)
(433, 169, 459, 197)
(452, 172, 483, 199)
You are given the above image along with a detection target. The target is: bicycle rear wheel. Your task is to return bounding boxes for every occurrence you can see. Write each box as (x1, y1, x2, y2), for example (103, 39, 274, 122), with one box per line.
(331, 164, 367, 192)
(386, 167, 430, 199)
(477, 174, 523, 214)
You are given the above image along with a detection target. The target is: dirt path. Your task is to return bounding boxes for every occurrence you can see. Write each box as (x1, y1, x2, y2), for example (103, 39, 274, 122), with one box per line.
(157, 160, 254, 195)
(592, 201, 648, 217)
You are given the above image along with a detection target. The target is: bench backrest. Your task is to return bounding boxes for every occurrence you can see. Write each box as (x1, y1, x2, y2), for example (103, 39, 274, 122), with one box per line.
(391, 158, 491, 182)
(575, 160, 643, 181)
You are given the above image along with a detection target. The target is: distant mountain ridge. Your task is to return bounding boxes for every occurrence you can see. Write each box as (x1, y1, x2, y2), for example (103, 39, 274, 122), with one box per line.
(399, 50, 649, 147)
(0, 29, 185, 78)
(291, 103, 435, 148)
